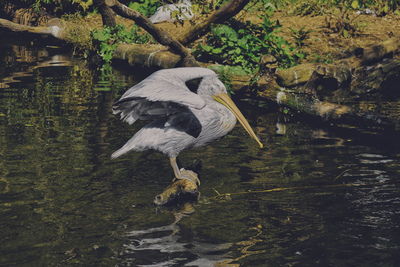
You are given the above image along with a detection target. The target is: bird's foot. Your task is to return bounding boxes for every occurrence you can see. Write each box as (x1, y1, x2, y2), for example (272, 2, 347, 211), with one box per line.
(173, 168, 200, 186)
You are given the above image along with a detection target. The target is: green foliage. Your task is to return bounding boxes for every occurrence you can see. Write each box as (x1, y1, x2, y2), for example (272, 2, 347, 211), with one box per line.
(91, 24, 152, 88)
(279, 0, 400, 16)
(128, 0, 161, 16)
(191, 0, 229, 14)
(207, 65, 249, 95)
(289, 26, 312, 47)
(370, 0, 400, 16)
(91, 24, 152, 63)
(349, 0, 400, 15)
(194, 16, 303, 72)
(28, 0, 93, 13)
(325, 5, 360, 37)
(32, 0, 50, 10)
(310, 53, 334, 64)
(287, 0, 332, 16)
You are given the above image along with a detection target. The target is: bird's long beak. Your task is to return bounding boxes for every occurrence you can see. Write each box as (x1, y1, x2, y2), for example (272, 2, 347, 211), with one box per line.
(213, 93, 264, 148)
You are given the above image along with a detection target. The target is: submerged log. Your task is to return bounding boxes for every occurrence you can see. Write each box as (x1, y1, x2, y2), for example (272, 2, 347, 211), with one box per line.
(154, 170, 200, 206)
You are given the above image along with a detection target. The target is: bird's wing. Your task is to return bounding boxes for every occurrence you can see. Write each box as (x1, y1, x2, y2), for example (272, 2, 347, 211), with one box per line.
(113, 67, 217, 125)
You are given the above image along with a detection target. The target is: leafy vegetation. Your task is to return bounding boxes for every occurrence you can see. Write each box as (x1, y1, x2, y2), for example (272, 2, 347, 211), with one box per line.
(128, 0, 161, 17)
(325, 5, 361, 37)
(289, 26, 312, 47)
(91, 24, 152, 63)
(26, 0, 93, 13)
(281, 0, 400, 16)
(194, 15, 304, 72)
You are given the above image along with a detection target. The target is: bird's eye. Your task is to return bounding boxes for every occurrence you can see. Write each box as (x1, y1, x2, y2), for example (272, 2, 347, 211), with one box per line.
(186, 78, 203, 93)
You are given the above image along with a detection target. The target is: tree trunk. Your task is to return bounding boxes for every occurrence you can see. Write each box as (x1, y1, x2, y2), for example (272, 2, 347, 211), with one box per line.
(178, 0, 251, 45)
(105, 0, 199, 66)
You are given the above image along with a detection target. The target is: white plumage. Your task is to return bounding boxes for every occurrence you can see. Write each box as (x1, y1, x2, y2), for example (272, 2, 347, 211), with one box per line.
(112, 67, 263, 181)
(149, 0, 193, 24)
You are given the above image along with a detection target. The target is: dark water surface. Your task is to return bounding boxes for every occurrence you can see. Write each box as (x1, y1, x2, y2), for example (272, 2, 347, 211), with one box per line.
(1, 43, 400, 267)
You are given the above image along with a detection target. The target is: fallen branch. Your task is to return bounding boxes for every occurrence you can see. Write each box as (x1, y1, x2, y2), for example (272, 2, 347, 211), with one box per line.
(0, 18, 64, 39)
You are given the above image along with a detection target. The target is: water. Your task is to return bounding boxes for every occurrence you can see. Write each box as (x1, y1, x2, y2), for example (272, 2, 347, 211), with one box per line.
(1, 43, 400, 267)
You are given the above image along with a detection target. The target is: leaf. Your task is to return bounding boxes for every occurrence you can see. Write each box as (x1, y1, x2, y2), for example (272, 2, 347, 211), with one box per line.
(201, 45, 213, 52)
(351, 0, 359, 9)
(383, 4, 389, 13)
(92, 30, 108, 42)
(212, 48, 223, 54)
(342, 29, 349, 38)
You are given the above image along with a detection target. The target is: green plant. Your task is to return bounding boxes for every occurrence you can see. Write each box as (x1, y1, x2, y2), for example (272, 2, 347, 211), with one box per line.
(29, 0, 93, 13)
(372, 0, 399, 16)
(310, 53, 334, 64)
(128, 0, 161, 16)
(194, 16, 303, 73)
(289, 0, 332, 16)
(289, 26, 312, 47)
(91, 24, 152, 63)
(350, 0, 400, 15)
(325, 5, 360, 37)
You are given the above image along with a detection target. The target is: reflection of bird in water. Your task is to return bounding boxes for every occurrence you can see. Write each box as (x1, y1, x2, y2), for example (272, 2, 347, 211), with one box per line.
(122, 202, 265, 266)
(112, 67, 263, 182)
(123, 202, 233, 266)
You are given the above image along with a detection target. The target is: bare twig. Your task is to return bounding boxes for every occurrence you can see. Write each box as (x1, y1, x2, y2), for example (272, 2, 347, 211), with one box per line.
(211, 183, 364, 200)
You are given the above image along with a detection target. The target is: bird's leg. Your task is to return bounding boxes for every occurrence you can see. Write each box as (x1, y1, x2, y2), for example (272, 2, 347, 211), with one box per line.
(169, 157, 201, 186)
(170, 157, 182, 179)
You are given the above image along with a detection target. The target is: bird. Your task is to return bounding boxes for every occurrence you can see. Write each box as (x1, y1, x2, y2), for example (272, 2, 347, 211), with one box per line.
(149, 0, 193, 24)
(111, 67, 263, 183)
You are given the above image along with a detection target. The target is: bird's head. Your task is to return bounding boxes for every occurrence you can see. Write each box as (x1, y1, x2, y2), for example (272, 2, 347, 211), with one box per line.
(198, 75, 264, 149)
(197, 75, 227, 96)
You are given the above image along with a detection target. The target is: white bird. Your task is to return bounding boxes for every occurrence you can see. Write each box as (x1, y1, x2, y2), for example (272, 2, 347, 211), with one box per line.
(149, 0, 193, 24)
(111, 67, 263, 182)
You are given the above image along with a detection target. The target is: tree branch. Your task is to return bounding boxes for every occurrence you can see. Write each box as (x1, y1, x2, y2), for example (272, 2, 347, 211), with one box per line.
(0, 18, 64, 39)
(105, 0, 199, 66)
(94, 0, 117, 27)
(178, 0, 251, 45)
